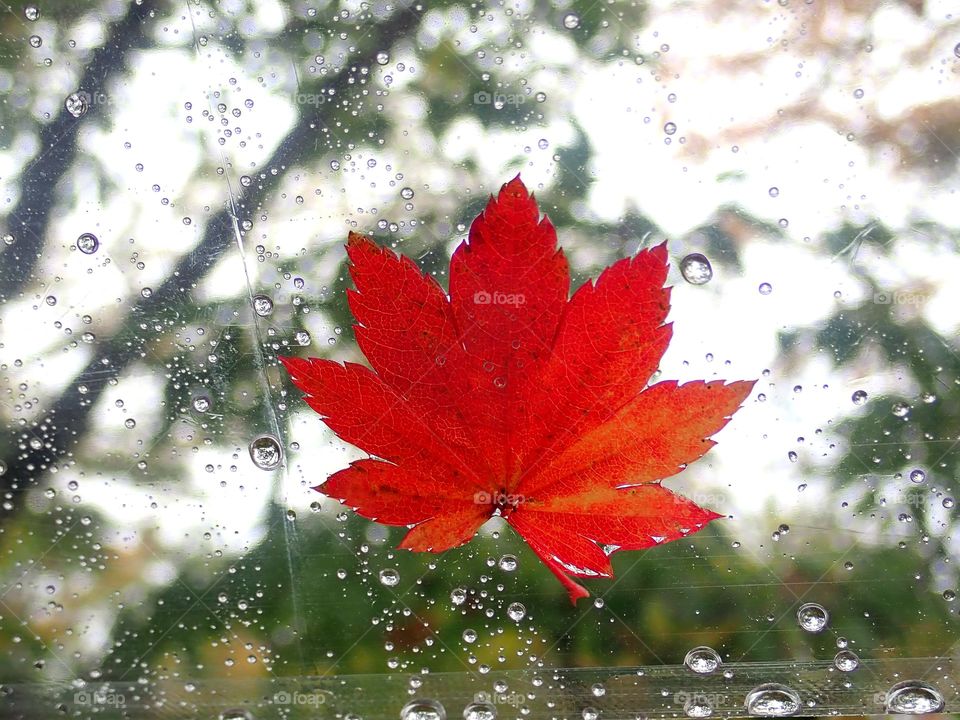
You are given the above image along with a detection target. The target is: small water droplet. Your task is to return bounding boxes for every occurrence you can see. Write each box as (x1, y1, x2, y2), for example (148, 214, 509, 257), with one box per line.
(664, 121, 677, 136)
(562, 13, 580, 29)
(507, 602, 526, 621)
(744, 684, 800, 717)
(24, 5, 39, 20)
(768, 187, 780, 198)
(591, 683, 606, 698)
(884, 681, 943, 714)
(851, 389, 868, 405)
(909, 468, 926, 484)
(680, 253, 713, 285)
(248, 434, 282, 470)
(943, 589, 956, 602)
(758, 282, 773, 295)
(796, 602, 829, 633)
(376, 51, 390, 65)
(451, 588, 467, 605)
(581, 708, 598, 720)
(462, 628, 477, 643)
(192, 395, 211, 413)
(400, 187, 415, 200)
(892, 401, 910, 417)
(76, 233, 99, 254)
(684, 646, 721, 674)
(834, 650, 859, 672)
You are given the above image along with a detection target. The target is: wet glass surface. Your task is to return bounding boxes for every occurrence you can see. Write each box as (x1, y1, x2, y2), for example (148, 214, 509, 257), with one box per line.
(1, 1, 960, 717)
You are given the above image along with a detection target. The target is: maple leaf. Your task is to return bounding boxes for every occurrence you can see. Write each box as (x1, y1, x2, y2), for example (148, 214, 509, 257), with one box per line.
(280, 176, 755, 603)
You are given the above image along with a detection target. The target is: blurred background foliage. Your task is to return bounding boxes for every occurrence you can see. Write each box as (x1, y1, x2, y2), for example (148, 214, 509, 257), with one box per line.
(1, 0, 960, 717)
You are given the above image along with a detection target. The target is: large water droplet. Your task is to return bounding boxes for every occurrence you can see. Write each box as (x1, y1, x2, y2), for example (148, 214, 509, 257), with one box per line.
(684, 698, 714, 718)
(680, 253, 713, 285)
(379, 568, 400, 587)
(796, 602, 829, 633)
(562, 13, 580, 29)
(192, 395, 211, 413)
(253, 295, 274, 317)
(507, 602, 526, 621)
(884, 681, 943, 714)
(684, 646, 721, 674)
(401, 699, 446, 720)
(498, 554, 517, 572)
(664, 121, 677, 136)
(758, 282, 773, 295)
(376, 51, 390, 65)
(851, 389, 868, 405)
(463, 699, 496, 720)
(248, 434, 282, 470)
(833, 649, 859, 672)
(219, 710, 254, 720)
(76, 233, 99, 254)
(744, 684, 800, 717)
(65, 92, 88, 118)
(909, 468, 926, 484)
(892, 401, 910, 417)
(450, 588, 467, 605)
(24, 5, 40, 21)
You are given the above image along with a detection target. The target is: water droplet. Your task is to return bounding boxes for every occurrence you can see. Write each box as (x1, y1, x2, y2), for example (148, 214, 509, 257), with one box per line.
(379, 568, 400, 587)
(295, 330, 311, 346)
(684, 646, 721, 674)
(851, 389, 868, 405)
(943, 589, 956, 602)
(400, 187, 415, 200)
(376, 51, 390, 65)
(796, 602, 829, 633)
(64, 92, 88, 118)
(124, 418, 136, 429)
(943, 497, 955, 509)
(892, 401, 910, 417)
(787, 451, 798, 463)
(591, 683, 606, 698)
(462, 628, 477, 643)
(28, 35, 42, 48)
(219, 710, 254, 720)
(833, 650, 859, 672)
(562, 13, 580, 29)
(684, 699, 713, 718)
(507, 602, 526, 621)
(248, 434, 282, 470)
(680, 253, 713, 285)
(853, 88, 864, 99)
(451, 588, 467, 605)
(664, 121, 677, 136)
(463, 700, 497, 720)
(581, 708, 598, 720)
(768, 187, 780, 198)
(76, 233, 99, 254)
(498, 554, 517, 572)
(909, 468, 925, 484)
(24, 5, 39, 20)
(884, 681, 943, 714)
(192, 395, 211, 413)
(954, 43, 960, 58)
(744, 684, 801, 717)
(758, 282, 773, 295)
(252, 295, 274, 316)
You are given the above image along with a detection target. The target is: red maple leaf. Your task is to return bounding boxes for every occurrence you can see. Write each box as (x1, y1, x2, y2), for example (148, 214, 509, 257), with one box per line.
(280, 176, 754, 603)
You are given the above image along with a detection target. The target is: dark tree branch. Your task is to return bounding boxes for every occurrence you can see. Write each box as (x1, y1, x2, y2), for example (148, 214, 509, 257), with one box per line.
(0, 4, 425, 517)
(0, 0, 154, 300)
